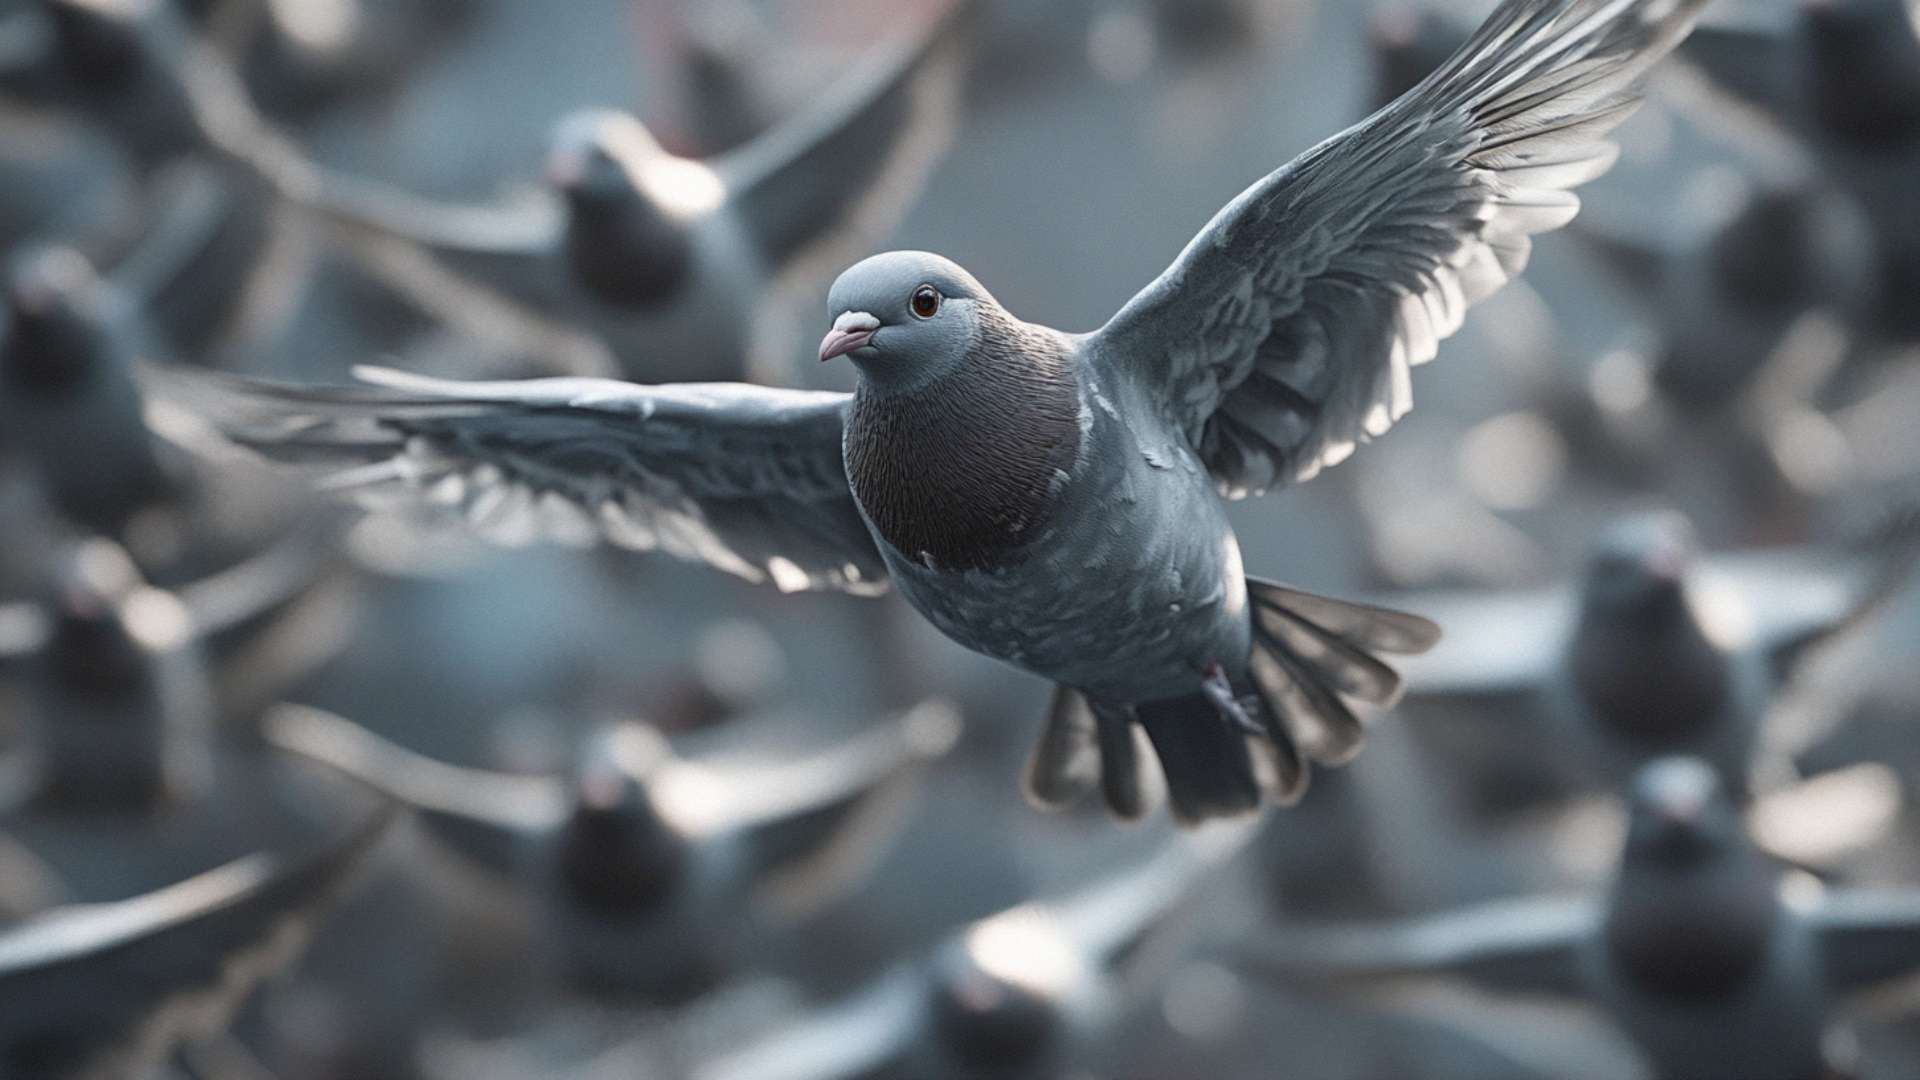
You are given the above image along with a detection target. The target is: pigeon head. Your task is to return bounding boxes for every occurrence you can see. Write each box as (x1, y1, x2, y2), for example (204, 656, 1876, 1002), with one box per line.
(547, 110, 712, 307)
(1583, 512, 1696, 615)
(821, 251, 997, 390)
(924, 907, 1074, 1072)
(2, 247, 111, 395)
(556, 723, 690, 914)
(1624, 757, 1742, 866)
(547, 110, 659, 208)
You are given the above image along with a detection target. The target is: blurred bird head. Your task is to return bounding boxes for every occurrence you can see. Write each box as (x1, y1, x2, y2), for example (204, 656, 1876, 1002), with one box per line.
(925, 908, 1073, 1073)
(2, 247, 112, 395)
(1624, 757, 1744, 866)
(1582, 512, 1697, 616)
(555, 722, 690, 914)
(821, 251, 998, 389)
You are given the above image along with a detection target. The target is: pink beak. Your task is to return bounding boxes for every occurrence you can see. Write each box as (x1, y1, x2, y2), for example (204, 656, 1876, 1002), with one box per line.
(819, 311, 880, 362)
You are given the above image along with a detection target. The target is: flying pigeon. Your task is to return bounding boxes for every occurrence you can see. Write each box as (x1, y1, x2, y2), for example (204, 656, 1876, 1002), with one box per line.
(1677, 0, 1920, 343)
(168, 0, 1713, 823)
(695, 824, 1253, 1080)
(263, 700, 961, 1002)
(1392, 510, 1920, 808)
(0, 533, 351, 814)
(0, 803, 393, 1080)
(1229, 756, 1920, 1080)
(292, 0, 978, 385)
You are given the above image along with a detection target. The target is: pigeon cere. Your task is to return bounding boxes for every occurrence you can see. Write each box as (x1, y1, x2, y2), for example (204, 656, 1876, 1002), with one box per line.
(6, 0, 1920, 1076)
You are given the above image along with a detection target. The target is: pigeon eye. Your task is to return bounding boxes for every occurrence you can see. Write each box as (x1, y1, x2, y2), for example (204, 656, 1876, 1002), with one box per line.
(910, 285, 942, 319)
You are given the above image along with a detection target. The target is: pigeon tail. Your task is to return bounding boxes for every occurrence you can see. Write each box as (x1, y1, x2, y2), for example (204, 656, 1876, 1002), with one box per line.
(1020, 582, 1439, 824)
(1243, 576, 1441, 775)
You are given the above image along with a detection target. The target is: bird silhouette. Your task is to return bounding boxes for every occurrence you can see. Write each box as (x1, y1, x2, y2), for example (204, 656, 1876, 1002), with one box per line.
(0, 803, 394, 1080)
(1230, 756, 1920, 1080)
(263, 700, 961, 1002)
(697, 822, 1253, 1080)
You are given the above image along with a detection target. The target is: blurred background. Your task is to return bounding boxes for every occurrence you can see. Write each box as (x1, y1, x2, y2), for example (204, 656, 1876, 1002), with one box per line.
(3, 0, 1920, 1077)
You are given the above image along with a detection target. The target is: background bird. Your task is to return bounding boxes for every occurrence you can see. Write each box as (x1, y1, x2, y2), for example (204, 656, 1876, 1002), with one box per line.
(166, 0, 1719, 825)
(1229, 756, 1920, 1080)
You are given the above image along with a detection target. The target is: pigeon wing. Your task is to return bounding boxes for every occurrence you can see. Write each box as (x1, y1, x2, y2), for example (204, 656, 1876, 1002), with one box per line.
(1092, 0, 1707, 496)
(1230, 893, 1597, 997)
(153, 365, 889, 595)
(1813, 888, 1920, 994)
(718, 0, 977, 280)
(263, 705, 567, 879)
(0, 807, 392, 1080)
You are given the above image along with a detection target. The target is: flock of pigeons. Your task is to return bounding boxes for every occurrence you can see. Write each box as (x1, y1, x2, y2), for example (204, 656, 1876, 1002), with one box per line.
(1, 0, 1920, 1077)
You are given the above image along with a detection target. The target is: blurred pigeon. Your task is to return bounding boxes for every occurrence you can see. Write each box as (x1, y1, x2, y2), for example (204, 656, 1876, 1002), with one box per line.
(1576, 173, 1877, 414)
(0, 533, 349, 813)
(297, 0, 978, 384)
(0, 246, 179, 538)
(1394, 510, 1920, 806)
(1678, 0, 1920, 342)
(697, 824, 1252, 1080)
(264, 700, 961, 1002)
(166, 0, 1714, 823)
(1231, 757, 1920, 1080)
(0, 803, 393, 1080)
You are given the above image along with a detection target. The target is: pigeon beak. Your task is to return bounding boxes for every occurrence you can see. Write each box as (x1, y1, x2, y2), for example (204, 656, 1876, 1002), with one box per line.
(819, 311, 881, 363)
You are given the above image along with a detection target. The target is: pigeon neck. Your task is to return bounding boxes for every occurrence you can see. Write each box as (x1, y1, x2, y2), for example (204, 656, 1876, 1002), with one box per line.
(1605, 846, 1780, 1000)
(562, 191, 693, 310)
(845, 309, 1081, 573)
(1570, 591, 1729, 740)
(555, 797, 690, 915)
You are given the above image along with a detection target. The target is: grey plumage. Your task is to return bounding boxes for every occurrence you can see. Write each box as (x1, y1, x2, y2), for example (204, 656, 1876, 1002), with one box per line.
(0, 804, 393, 1080)
(695, 824, 1252, 1080)
(1395, 510, 1920, 803)
(165, 0, 1714, 822)
(290, 0, 978, 384)
(1230, 756, 1920, 1080)
(1678, 0, 1920, 342)
(263, 700, 960, 1001)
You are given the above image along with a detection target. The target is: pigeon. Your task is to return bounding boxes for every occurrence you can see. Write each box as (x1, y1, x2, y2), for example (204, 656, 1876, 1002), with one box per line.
(0, 245, 179, 538)
(0, 533, 351, 814)
(1677, 0, 1920, 342)
(293, 0, 978, 384)
(166, 0, 1714, 824)
(695, 823, 1253, 1080)
(1575, 172, 1877, 414)
(1229, 756, 1920, 1080)
(1392, 510, 1920, 809)
(263, 700, 961, 1002)
(0, 803, 394, 1080)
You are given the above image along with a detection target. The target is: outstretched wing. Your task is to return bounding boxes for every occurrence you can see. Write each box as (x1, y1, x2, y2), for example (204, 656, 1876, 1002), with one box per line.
(1813, 888, 1920, 994)
(0, 807, 392, 1080)
(1093, 0, 1707, 496)
(154, 366, 888, 595)
(263, 704, 567, 879)
(1228, 893, 1596, 997)
(719, 0, 978, 280)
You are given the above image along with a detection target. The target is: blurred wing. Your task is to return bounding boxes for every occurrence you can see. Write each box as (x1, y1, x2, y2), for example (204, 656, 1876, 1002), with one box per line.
(1674, 22, 1803, 134)
(1053, 822, 1256, 969)
(1813, 889, 1920, 994)
(1231, 893, 1596, 996)
(667, 703, 961, 915)
(1387, 585, 1570, 700)
(0, 808, 391, 1080)
(694, 967, 925, 1080)
(718, 0, 977, 277)
(174, 524, 341, 641)
(1094, 0, 1707, 496)
(154, 365, 888, 595)
(1696, 533, 1920, 683)
(263, 704, 566, 878)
